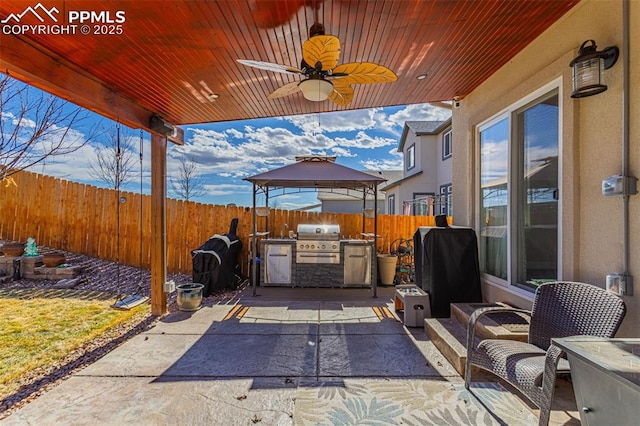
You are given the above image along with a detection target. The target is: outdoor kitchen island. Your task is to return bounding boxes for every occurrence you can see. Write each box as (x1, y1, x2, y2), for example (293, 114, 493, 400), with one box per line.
(260, 224, 376, 288)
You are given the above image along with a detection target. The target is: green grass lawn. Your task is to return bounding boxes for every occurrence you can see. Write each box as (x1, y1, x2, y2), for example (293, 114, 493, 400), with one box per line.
(0, 290, 149, 400)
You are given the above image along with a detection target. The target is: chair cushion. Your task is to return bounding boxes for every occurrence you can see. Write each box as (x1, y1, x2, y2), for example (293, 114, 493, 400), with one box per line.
(474, 339, 570, 389)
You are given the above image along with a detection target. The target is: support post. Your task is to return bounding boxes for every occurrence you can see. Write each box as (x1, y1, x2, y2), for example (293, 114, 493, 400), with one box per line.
(150, 133, 167, 315)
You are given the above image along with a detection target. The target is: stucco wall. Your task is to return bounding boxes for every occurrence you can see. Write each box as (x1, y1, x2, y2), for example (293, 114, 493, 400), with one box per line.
(452, 0, 638, 336)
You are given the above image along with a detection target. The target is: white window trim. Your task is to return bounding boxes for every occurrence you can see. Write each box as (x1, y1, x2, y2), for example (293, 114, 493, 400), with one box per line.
(406, 144, 415, 171)
(475, 77, 563, 295)
(442, 129, 452, 160)
(439, 183, 452, 215)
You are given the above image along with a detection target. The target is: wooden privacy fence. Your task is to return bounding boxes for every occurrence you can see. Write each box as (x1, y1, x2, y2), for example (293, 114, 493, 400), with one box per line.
(0, 171, 445, 276)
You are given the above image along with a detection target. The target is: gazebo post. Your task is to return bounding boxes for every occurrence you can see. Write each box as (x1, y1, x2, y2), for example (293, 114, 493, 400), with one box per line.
(265, 187, 269, 234)
(361, 191, 366, 236)
(373, 184, 378, 298)
(252, 183, 257, 296)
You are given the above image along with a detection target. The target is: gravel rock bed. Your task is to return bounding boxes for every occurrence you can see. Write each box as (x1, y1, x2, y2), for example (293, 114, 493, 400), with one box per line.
(0, 242, 245, 310)
(0, 242, 245, 418)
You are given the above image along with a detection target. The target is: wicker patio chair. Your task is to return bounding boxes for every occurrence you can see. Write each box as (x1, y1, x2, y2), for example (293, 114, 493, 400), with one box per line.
(464, 281, 626, 426)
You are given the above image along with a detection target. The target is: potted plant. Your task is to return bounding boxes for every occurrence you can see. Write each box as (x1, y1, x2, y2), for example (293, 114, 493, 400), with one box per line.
(376, 237, 397, 286)
(43, 252, 66, 267)
(2, 242, 25, 257)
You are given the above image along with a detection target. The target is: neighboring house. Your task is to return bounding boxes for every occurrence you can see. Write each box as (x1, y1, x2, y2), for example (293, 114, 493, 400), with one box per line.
(317, 170, 403, 214)
(452, 0, 638, 337)
(381, 119, 453, 216)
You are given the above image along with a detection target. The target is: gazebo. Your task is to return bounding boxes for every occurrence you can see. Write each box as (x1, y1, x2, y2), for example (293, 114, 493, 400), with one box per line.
(244, 156, 386, 297)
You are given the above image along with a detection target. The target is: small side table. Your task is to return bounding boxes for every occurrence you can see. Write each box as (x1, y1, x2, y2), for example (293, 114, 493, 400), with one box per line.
(553, 337, 640, 426)
(394, 284, 431, 327)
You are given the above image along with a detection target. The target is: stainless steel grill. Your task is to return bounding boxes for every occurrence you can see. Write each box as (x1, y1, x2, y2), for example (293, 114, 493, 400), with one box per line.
(296, 224, 341, 264)
(296, 224, 340, 241)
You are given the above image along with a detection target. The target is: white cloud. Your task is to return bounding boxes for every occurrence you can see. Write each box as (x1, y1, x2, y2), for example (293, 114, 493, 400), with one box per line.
(279, 114, 322, 134)
(282, 108, 381, 134)
(24, 126, 97, 180)
(172, 104, 445, 183)
(225, 128, 243, 139)
(203, 183, 251, 196)
(330, 147, 355, 157)
(32, 142, 97, 180)
(317, 109, 381, 133)
(360, 158, 403, 171)
(388, 146, 403, 156)
(386, 104, 451, 135)
(178, 125, 369, 178)
(12, 116, 37, 128)
(332, 131, 396, 149)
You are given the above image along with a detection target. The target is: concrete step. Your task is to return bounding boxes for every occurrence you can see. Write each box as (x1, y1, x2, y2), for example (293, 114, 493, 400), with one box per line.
(450, 302, 529, 343)
(425, 303, 531, 378)
(424, 317, 470, 376)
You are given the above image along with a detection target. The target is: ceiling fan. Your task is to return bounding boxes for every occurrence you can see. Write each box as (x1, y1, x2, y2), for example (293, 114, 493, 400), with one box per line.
(237, 23, 397, 106)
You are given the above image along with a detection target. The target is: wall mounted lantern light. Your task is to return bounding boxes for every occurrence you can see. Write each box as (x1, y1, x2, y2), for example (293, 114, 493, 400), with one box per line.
(570, 39, 619, 98)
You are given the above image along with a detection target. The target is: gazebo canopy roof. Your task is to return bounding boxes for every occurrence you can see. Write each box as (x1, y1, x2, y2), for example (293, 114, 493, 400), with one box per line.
(244, 156, 386, 190)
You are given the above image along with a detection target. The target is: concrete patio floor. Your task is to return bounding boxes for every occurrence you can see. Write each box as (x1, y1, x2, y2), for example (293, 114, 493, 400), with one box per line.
(1, 286, 579, 425)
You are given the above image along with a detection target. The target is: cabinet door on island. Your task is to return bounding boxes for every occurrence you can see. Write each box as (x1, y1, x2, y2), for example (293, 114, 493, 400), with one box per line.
(343, 244, 372, 286)
(264, 244, 292, 284)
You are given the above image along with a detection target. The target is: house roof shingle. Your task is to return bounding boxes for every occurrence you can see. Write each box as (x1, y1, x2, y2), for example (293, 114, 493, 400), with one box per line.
(398, 118, 452, 152)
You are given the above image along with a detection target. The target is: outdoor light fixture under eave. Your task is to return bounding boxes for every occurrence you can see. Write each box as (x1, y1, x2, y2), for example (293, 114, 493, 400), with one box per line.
(570, 39, 619, 98)
(298, 78, 333, 101)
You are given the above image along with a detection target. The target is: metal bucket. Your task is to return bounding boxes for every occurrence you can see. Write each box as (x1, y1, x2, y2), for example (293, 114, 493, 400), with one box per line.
(176, 283, 204, 311)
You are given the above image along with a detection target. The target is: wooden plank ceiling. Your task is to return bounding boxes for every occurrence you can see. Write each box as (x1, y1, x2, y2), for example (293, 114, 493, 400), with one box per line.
(0, 0, 579, 130)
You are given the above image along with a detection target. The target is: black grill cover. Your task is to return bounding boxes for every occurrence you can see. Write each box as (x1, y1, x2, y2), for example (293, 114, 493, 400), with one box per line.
(413, 226, 482, 317)
(192, 219, 243, 296)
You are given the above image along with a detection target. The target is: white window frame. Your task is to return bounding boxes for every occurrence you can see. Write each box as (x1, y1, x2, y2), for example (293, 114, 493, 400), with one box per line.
(388, 194, 396, 215)
(442, 129, 452, 160)
(475, 78, 563, 295)
(406, 144, 415, 171)
(439, 184, 452, 215)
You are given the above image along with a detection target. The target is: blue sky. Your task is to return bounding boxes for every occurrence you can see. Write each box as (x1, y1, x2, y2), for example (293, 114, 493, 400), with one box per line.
(21, 84, 451, 208)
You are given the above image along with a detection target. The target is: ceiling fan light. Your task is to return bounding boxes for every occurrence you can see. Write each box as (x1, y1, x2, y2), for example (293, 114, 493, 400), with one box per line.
(298, 78, 333, 101)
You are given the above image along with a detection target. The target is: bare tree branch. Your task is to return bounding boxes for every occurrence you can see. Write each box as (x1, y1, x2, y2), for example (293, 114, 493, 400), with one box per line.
(0, 74, 102, 182)
(170, 155, 206, 202)
(87, 126, 138, 190)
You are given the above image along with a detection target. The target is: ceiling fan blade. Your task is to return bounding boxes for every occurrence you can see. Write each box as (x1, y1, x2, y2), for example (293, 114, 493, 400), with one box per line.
(332, 62, 398, 84)
(237, 59, 302, 74)
(328, 79, 354, 106)
(267, 81, 302, 99)
(302, 35, 341, 71)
